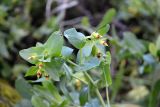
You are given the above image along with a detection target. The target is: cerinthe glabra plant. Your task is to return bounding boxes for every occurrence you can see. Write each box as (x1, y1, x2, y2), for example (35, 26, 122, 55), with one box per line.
(19, 27, 112, 107)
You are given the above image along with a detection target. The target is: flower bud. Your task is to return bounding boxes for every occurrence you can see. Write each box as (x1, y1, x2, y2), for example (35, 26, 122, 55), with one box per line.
(97, 52, 102, 59)
(38, 63, 43, 69)
(100, 40, 108, 46)
(75, 79, 81, 90)
(37, 70, 42, 78)
(45, 74, 49, 80)
(91, 32, 102, 39)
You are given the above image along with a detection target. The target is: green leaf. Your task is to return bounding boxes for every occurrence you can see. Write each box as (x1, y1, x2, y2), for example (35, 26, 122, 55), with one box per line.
(59, 78, 73, 101)
(31, 77, 46, 83)
(45, 31, 63, 57)
(64, 28, 86, 49)
(122, 32, 146, 56)
(32, 85, 57, 104)
(97, 24, 110, 36)
(101, 52, 112, 86)
(39, 57, 51, 62)
(62, 63, 72, 79)
(95, 43, 106, 54)
(149, 43, 157, 56)
(106, 51, 111, 64)
(1, 61, 12, 78)
(97, 8, 116, 28)
(31, 95, 49, 107)
(156, 35, 160, 50)
(73, 72, 88, 84)
(81, 17, 90, 27)
(97, 8, 116, 35)
(15, 99, 32, 107)
(79, 87, 89, 105)
(111, 60, 125, 101)
(143, 54, 155, 64)
(25, 66, 38, 77)
(75, 57, 100, 72)
(36, 42, 43, 47)
(0, 38, 9, 58)
(84, 99, 100, 107)
(42, 80, 62, 102)
(76, 41, 94, 63)
(103, 64, 112, 86)
(32, 82, 67, 106)
(19, 46, 45, 64)
(44, 59, 63, 81)
(81, 41, 94, 57)
(15, 78, 32, 99)
(149, 79, 160, 107)
(69, 92, 80, 104)
(57, 99, 69, 107)
(113, 103, 143, 107)
(91, 45, 99, 56)
(61, 46, 73, 57)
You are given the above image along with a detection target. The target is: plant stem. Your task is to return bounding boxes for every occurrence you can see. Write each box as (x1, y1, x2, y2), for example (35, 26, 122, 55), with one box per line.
(67, 59, 79, 67)
(67, 59, 106, 107)
(83, 72, 95, 87)
(71, 74, 88, 84)
(80, 49, 83, 64)
(95, 88, 106, 107)
(106, 86, 110, 107)
(84, 72, 106, 107)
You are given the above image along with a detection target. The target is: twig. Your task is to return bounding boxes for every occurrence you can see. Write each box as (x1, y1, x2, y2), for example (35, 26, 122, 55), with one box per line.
(52, 1, 78, 14)
(112, 20, 128, 31)
(61, 17, 84, 26)
(46, 0, 53, 19)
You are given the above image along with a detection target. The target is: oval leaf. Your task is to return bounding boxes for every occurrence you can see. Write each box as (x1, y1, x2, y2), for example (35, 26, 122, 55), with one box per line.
(45, 31, 63, 57)
(64, 28, 86, 49)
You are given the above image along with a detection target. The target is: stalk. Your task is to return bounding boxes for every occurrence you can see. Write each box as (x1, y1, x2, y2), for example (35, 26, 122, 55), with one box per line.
(106, 86, 110, 107)
(67, 59, 106, 107)
(84, 72, 106, 107)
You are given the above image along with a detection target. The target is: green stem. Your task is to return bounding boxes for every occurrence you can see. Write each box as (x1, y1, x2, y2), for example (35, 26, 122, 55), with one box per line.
(67, 59, 106, 107)
(71, 74, 88, 84)
(83, 72, 95, 87)
(95, 88, 106, 107)
(80, 49, 83, 64)
(84, 72, 106, 107)
(67, 59, 79, 67)
(106, 86, 110, 107)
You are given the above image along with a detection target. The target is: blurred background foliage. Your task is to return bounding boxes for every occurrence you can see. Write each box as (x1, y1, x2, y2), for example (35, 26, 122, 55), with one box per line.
(0, 0, 160, 107)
